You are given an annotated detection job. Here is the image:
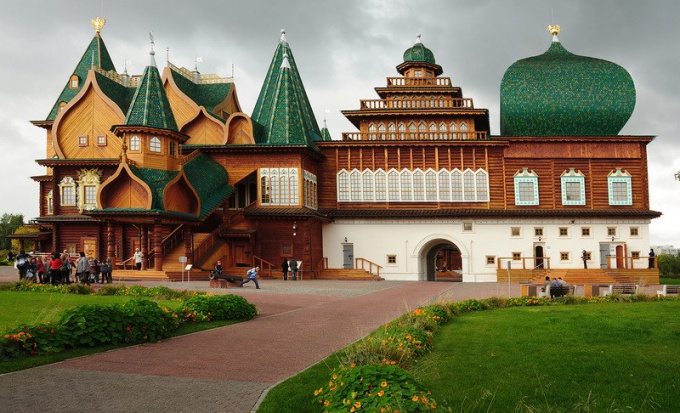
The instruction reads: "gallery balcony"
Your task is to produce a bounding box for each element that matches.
[341,131,488,141]
[358,97,474,110]
[385,77,452,87]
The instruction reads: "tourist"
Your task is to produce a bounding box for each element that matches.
[558,277,568,286]
[648,248,655,269]
[75,252,90,284]
[241,266,260,289]
[289,257,298,281]
[281,258,289,280]
[25,257,37,281]
[100,258,112,283]
[214,260,224,275]
[15,250,29,280]
[582,250,588,269]
[134,248,143,270]
[89,257,100,283]
[36,256,46,283]
[541,276,551,293]
[48,253,63,285]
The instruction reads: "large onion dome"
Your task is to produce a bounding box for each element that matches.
[500,26,635,136]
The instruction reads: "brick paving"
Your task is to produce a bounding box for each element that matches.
[0,266,655,412]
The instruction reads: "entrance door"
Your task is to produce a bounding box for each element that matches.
[82,238,97,259]
[342,244,354,269]
[600,244,610,268]
[234,244,248,266]
[616,245,625,269]
[535,245,544,269]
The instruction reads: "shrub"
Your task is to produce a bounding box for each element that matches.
[314,363,437,412]
[0,323,63,359]
[343,323,433,369]
[181,294,258,321]
[98,284,197,300]
[0,281,93,295]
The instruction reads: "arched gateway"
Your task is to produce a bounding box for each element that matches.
[416,236,466,281]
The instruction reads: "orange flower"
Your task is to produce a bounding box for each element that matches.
[377,390,385,397]
[412,395,419,402]
[355,401,361,408]
[381,381,388,387]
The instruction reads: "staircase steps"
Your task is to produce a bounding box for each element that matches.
[317,268,381,280]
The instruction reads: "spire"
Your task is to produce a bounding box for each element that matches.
[46,18,117,120]
[124,39,178,131]
[321,116,332,141]
[415,33,422,44]
[149,32,156,67]
[251,30,322,145]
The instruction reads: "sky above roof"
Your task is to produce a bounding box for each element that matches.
[0,0,678,245]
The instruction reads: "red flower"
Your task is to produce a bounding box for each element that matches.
[126,327,131,331]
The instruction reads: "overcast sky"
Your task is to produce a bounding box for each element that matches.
[0,0,678,245]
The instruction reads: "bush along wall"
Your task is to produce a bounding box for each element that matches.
[313,294,680,413]
[0,294,257,360]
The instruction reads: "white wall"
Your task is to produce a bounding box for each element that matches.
[322,218,652,281]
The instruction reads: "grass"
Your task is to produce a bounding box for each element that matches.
[660,277,680,285]
[0,291,235,374]
[0,291,180,331]
[258,301,680,412]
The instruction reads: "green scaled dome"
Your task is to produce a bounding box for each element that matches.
[500,37,636,136]
[403,34,436,64]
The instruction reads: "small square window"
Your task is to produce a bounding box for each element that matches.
[486,256,495,265]
[97,135,107,146]
[512,252,521,261]
[534,227,543,237]
[387,255,397,264]
[281,244,292,256]
[511,227,521,237]
[463,222,473,232]
[581,227,590,237]
[607,227,617,237]
[630,227,639,236]
[631,251,640,259]
[559,227,568,236]
[560,252,570,261]
[78,135,88,146]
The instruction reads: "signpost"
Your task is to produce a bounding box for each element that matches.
[179,256,187,283]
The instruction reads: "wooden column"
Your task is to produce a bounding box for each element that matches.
[106,221,115,261]
[154,223,163,271]
[184,226,192,265]
[141,225,148,270]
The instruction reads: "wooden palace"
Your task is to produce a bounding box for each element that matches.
[22,19,660,282]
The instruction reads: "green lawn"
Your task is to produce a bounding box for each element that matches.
[0,291,180,331]
[258,301,680,412]
[660,277,680,285]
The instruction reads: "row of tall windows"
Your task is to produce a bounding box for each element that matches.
[337,168,489,202]
[367,121,469,140]
[514,168,633,206]
[303,170,318,210]
[54,169,103,213]
[260,168,299,206]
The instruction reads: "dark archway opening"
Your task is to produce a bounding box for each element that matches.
[425,243,462,281]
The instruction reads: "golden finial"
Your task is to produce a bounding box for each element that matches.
[91,17,106,33]
[547,24,561,36]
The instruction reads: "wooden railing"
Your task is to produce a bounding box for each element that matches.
[162,225,185,256]
[193,232,218,266]
[604,255,658,270]
[359,97,473,110]
[252,255,274,277]
[355,257,382,278]
[342,131,487,141]
[497,257,552,271]
[386,77,452,87]
[179,149,201,165]
[316,257,329,276]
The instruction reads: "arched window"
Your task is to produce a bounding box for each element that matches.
[460,122,468,140]
[289,168,298,206]
[425,170,437,200]
[280,169,289,205]
[149,137,161,153]
[362,170,374,201]
[388,170,400,201]
[418,122,426,139]
[69,75,79,89]
[46,190,53,215]
[270,168,279,204]
[378,123,386,140]
[375,170,387,201]
[451,169,463,201]
[429,123,437,140]
[58,101,67,112]
[476,170,489,201]
[463,169,475,201]
[439,122,447,140]
[368,123,376,140]
[450,123,458,139]
[413,170,425,200]
[398,123,406,140]
[350,170,362,201]
[400,170,412,201]
[388,123,396,140]
[129,135,141,151]
[337,170,350,201]
[260,170,271,204]
[438,170,450,200]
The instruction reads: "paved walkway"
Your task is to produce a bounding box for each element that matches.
[0,267,526,412]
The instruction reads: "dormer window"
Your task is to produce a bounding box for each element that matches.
[129,135,141,152]
[58,101,67,111]
[150,137,162,153]
[414,69,422,77]
[69,75,79,89]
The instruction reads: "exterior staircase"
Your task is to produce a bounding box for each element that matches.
[316,268,382,280]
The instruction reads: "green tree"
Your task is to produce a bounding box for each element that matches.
[0,213,24,251]
[658,253,680,278]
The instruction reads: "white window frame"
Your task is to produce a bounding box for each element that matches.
[561,169,586,205]
[514,168,539,206]
[608,169,632,205]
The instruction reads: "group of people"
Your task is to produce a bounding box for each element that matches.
[281,258,298,281]
[541,276,569,297]
[13,249,112,285]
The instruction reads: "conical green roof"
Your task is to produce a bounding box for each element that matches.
[321,118,332,141]
[500,38,636,136]
[125,52,178,131]
[251,31,322,145]
[47,33,117,120]
[403,35,436,64]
